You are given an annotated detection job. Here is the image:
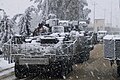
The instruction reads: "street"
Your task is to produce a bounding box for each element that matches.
[67,44,117,80]
[0,0,120,80]
[1,44,120,80]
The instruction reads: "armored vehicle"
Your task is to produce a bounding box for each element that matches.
[1,26,84,79]
[3,34,76,79]
[51,25,94,63]
[103,35,120,76]
[2,21,94,79]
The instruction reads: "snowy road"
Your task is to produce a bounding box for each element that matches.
[1,44,120,80]
[0,67,15,80]
[66,44,118,80]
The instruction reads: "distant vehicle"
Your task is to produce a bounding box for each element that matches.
[46,19,59,27]
[71,21,79,26]
[50,26,69,38]
[103,35,120,76]
[46,14,58,27]
[59,20,71,32]
[79,21,88,31]
[52,26,64,33]
[79,21,87,26]
[59,20,70,27]
[97,30,107,42]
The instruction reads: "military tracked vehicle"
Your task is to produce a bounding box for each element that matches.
[2,19,94,79]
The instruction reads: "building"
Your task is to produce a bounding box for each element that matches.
[94,19,105,31]
[87,21,120,34]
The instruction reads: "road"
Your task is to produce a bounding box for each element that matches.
[1,44,119,80]
[67,44,117,80]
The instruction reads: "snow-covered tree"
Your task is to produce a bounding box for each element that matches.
[11,14,23,23]
[10,14,23,34]
[0,6,37,45]
[0,9,14,44]
[18,6,37,36]
[31,0,90,21]
[30,0,50,21]
[83,8,91,20]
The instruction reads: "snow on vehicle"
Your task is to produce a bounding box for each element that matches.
[50,26,69,38]
[103,35,120,76]
[2,29,83,79]
[79,21,88,31]
[46,18,59,32]
[58,20,71,32]
[78,31,95,63]
[51,26,94,63]
[2,24,94,79]
[97,30,107,43]
[46,19,59,27]
[59,20,70,27]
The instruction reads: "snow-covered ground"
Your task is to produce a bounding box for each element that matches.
[0,58,14,80]
[0,58,14,72]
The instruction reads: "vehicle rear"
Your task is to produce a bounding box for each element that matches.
[103,35,120,76]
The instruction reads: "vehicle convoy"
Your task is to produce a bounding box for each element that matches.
[2,19,94,79]
[103,35,120,76]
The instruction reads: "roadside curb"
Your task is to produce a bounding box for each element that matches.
[0,66,14,73]
[0,71,14,80]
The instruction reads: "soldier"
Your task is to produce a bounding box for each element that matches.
[43,24,49,33]
[33,23,49,36]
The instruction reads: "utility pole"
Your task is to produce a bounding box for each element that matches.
[110,0,112,28]
[119,0,120,32]
[110,0,113,34]
[103,9,106,31]
[93,2,97,33]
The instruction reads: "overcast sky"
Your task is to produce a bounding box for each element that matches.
[0,0,32,17]
[0,0,119,26]
[87,0,120,26]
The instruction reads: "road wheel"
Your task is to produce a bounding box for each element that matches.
[68,64,73,73]
[61,66,68,79]
[15,63,28,79]
[59,61,68,79]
